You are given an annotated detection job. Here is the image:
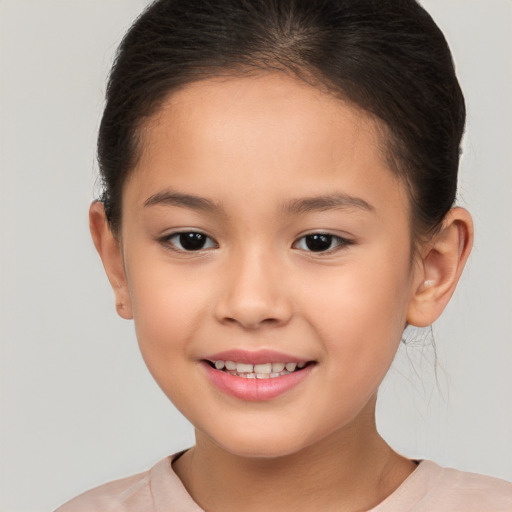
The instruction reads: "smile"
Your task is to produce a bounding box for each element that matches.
[207,360,308,379]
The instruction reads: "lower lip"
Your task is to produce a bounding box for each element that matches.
[201,361,314,401]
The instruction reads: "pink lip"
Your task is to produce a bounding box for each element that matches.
[204,349,310,365]
[200,359,315,402]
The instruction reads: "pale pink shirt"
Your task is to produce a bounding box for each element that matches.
[56,453,512,511]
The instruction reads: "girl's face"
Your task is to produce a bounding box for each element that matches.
[117,73,422,457]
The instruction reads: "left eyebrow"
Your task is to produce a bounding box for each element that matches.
[283,194,375,215]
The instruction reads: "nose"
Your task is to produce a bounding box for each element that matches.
[214,249,293,329]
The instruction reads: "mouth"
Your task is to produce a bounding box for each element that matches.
[201,352,316,401]
[204,359,314,379]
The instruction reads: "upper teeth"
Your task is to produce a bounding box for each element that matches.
[214,360,306,373]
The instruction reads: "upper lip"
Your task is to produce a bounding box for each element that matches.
[203,349,312,365]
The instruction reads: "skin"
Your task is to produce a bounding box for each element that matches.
[91,72,473,511]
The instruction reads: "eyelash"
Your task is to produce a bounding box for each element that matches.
[162,231,218,252]
[160,231,353,254]
[292,233,354,254]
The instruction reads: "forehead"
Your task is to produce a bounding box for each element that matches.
[142,72,385,163]
[127,72,405,216]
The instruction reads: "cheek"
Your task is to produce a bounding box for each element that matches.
[304,254,411,329]
[303,253,412,376]
[126,262,209,365]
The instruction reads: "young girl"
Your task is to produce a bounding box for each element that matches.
[57,0,512,510]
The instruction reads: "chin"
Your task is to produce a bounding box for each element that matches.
[205,423,317,460]
[220,440,303,459]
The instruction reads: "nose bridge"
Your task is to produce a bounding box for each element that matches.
[215,242,292,329]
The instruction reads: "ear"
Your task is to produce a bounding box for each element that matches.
[89,201,133,319]
[407,207,473,327]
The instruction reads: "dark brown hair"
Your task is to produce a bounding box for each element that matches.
[98,0,465,237]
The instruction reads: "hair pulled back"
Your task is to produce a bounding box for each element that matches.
[98,0,465,237]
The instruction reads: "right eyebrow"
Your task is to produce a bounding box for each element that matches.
[143,190,220,212]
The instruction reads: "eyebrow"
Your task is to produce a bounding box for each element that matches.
[144,190,220,212]
[284,194,374,215]
[143,190,374,215]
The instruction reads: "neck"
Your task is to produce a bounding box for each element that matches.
[173,396,415,512]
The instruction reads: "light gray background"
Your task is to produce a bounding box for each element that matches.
[0,1,511,510]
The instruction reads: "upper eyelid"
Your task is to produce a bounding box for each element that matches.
[294,231,353,243]
[161,229,213,239]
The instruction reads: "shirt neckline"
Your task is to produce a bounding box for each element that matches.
[151,453,442,512]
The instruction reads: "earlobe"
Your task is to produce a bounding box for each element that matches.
[407,207,473,327]
[89,201,133,320]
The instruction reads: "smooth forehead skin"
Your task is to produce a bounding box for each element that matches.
[124,72,408,230]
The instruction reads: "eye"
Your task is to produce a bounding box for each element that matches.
[164,231,217,252]
[293,233,352,253]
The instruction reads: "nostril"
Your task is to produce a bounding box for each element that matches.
[222,315,282,329]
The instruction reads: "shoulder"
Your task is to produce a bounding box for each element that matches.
[55,453,200,512]
[54,455,188,512]
[55,469,153,512]
[426,462,512,510]
[372,460,512,512]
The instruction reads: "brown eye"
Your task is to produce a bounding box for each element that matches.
[294,233,352,253]
[166,232,216,251]
[305,234,333,252]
